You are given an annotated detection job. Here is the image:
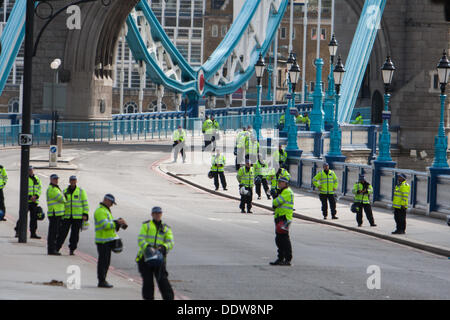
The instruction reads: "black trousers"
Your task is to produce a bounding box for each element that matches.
[239,188,253,212]
[15,202,39,234]
[356,203,375,225]
[213,171,227,189]
[56,218,83,251]
[0,189,5,214]
[172,141,185,161]
[47,215,62,253]
[96,241,114,283]
[255,177,269,198]
[138,260,174,300]
[275,233,292,262]
[319,194,337,217]
[394,208,407,232]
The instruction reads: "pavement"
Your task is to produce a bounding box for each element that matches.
[0,212,142,300]
[159,149,450,258]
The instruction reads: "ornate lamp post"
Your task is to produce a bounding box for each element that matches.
[280,52,296,137]
[286,58,302,158]
[432,50,450,168]
[254,53,265,141]
[325,55,346,165]
[377,56,395,162]
[324,34,338,130]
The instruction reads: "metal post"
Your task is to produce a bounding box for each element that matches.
[301,0,308,104]
[254,82,262,141]
[286,83,302,157]
[432,93,449,167]
[324,54,335,130]
[310,58,324,132]
[377,93,392,162]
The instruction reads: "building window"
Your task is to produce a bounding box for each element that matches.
[8,97,20,113]
[148,101,168,112]
[310,81,315,92]
[221,25,227,37]
[311,27,326,40]
[429,71,441,93]
[212,24,218,37]
[280,27,286,39]
[123,101,138,114]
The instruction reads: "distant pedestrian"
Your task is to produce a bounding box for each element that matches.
[313,163,339,220]
[352,174,376,227]
[46,174,66,255]
[94,194,128,288]
[56,176,89,255]
[392,174,410,235]
[136,206,174,300]
[237,159,255,213]
[270,176,294,266]
[172,125,186,163]
[0,164,7,221]
[211,149,227,191]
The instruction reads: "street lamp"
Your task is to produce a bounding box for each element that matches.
[50,58,61,146]
[432,50,450,168]
[280,52,296,137]
[254,53,265,141]
[285,58,302,157]
[377,56,395,162]
[325,55,346,164]
[324,34,338,130]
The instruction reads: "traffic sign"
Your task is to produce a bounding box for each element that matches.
[50,146,57,154]
[18,134,33,146]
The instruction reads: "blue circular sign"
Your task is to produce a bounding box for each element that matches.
[50,146,57,153]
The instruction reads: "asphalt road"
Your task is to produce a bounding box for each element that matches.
[2,144,450,299]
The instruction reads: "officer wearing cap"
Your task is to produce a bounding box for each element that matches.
[56,176,89,255]
[392,174,410,234]
[352,174,376,227]
[313,162,339,219]
[136,206,174,300]
[270,176,294,266]
[94,194,127,288]
[46,174,66,255]
[237,159,255,213]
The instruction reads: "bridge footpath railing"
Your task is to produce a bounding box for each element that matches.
[288,158,449,215]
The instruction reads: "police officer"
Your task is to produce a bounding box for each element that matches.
[245,134,259,164]
[172,125,187,163]
[136,206,174,300]
[270,176,294,266]
[313,163,338,220]
[94,194,127,288]
[301,113,310,130]
[273,145,287,169]
[211,149,227,191]
[202,116,214,151]
[267,166,291,199]
[254,155,270,200]
[56,176,89,255]
[15,166,43,237]
[392,174,410,234]
[352,174,376,227]
[237,159,255,213]
[210,115,220,152]
[0,164,7,221]
[235,127,248,170]
[46,174,66,255]
[352,112,363,124]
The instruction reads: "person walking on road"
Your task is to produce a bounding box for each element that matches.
[56,176,89,255]
[392,174,410,235]
[136,206,175,300]
[313,163,339,220]
[270,176,294,266]
[254,155,271,200]
[211,149,227,191]
[46,174,66,255]
[94,194,127,288]
[172,125,187,163]
[352,174,376,227]
[237,159,255,213]
[0,164,7,221]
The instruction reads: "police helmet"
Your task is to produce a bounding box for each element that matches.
[36,206,45,221]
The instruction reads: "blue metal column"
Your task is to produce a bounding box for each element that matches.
[325,92,346,166]
[310,58,324,132]
[254,84,263,141]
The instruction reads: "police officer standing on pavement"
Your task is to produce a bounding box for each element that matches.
[270,176,294,266]
[352,174,376,227]
[56,176,89,255]
[268,164,291,199]
[172,125,187,163]
[237,159,255,213]
[273,145,287,169]
[202,116,214,151]
[392,174,410,234]
[0,164,7,221]
[211,149,227,191]
[313,163,339,220]
[46,174,66,255]
[94,194,127,288]
[136,206,175,300]
[254,154,271,200]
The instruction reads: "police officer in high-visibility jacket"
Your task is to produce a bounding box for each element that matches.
[244,134,259,164]
[313,162,339,220]
[352,174,376,227]
[172,125,187,163]
[0,164,7,221]
[56,176,89,255]
[211,149,227,191]
[273,145,288,169]
[202,116,214,151]
[136,206,174,300]
[392,174,410,235]
[46,174,66,255]
[270,176,294,266]
[237,159,255,213]
[267,166,291,199]
[352,112,363,125]
[254,155,271,200]
[235,127,249,170]
[94,194,127,288]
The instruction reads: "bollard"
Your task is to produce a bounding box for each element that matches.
[57,135,63,157]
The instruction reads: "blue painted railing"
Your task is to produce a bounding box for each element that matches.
[288,158,450,215]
